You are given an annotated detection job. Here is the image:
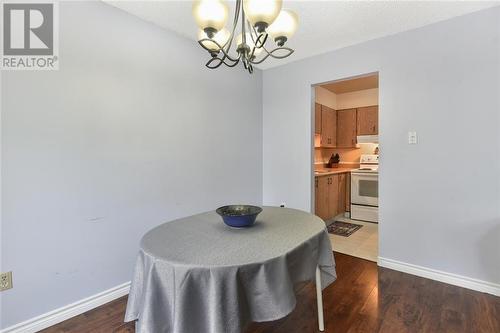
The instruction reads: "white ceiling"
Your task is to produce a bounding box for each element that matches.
[104,0,500,69]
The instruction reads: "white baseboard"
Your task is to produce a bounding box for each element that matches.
[1,281,130,333]
[378,257,500,297]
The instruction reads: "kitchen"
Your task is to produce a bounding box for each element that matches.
[314,74,379,262]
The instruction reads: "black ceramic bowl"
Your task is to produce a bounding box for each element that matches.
[216,205,263,228]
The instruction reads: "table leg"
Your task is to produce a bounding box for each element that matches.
[315,266,325,331]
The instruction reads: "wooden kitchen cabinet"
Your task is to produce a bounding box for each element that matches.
[315,104,378,148]
[321,105,336,147]
[336,172,352,214]
[338,173,347,215]
[328,175,339,218]
[315,176,330,221]
[315,173,349,221]
[357,106,378,135]
[315,103,322,134]
[345,173,351,212]
[336,109,357,147]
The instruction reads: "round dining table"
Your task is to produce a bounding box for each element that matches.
[124,206,336,333]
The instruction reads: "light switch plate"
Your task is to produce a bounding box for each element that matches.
[408,131,418,144]
[0,271,13,291]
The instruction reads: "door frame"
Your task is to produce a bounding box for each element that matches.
[310,71,380,257]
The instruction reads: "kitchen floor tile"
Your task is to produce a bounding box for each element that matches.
[327,215,378,262]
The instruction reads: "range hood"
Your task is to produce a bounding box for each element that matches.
[357,135,379,144]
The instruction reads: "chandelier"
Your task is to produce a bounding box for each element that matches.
[192,0,299,74]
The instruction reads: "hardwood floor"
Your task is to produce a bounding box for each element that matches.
[41,253,500,333]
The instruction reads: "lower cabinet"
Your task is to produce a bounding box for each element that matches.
[315,173,349,221]
[328,175,339,219]
[338,173,347,214]
[345,173,350,212]
[315,176,330,221]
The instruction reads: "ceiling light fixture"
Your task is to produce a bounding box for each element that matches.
[193,0,298,74]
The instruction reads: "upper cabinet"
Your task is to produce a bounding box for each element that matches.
[314,103,378,148]
[336,109,357,148]
[315,103,322,135]
[357,106,379,135]
[321,105,336,147]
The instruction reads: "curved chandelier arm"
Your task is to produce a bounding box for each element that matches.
[206,54,241,69]
[241,57,254,74]
[197,39,240,63]
[204,49,241,69]
[199,39,242,69]
[247,23,294,64]
[255,33,268,49]
[247,21,268,49]
[221,0,241,53]
[250,47,294,64]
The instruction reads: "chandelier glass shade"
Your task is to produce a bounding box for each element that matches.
[192,0,229,32]
[242,0,282,30]
[192,0,298,73]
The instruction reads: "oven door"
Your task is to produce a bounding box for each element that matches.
[351,172,378,207]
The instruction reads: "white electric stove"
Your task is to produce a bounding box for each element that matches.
[350,154,379,223]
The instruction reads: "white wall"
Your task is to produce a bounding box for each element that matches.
[1,1,262,329]
[263,7,500,288]
[315,86,379,110]
[336,88,378,109]
[315,86,337,109]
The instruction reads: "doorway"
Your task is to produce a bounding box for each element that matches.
[312,73,379,262]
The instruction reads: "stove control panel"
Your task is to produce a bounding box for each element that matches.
[359,154,379,164]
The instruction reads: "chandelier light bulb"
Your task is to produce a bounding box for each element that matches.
[198,28,230,51]
[267,9,298,46]
[192,0,229,34]
[243,0,283,32]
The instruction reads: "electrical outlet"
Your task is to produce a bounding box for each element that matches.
[408,131,418,144]
[0,271,13,291]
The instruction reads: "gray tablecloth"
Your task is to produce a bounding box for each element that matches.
[124,207,336,333]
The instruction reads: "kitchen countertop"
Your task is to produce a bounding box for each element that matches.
[314,167,357,176]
